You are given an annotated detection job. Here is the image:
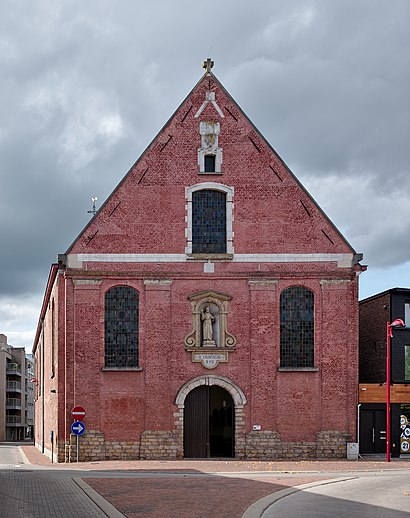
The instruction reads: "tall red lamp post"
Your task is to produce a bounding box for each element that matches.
[386,318,405,462]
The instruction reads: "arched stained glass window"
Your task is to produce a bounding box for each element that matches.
[280,286,314,368]
[105,286,139,368]
[192,189,227,253]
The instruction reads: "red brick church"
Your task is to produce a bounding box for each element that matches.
[33,60,363,462]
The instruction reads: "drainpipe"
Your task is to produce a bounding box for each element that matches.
[357,403,361,458]
[41,320,45,453]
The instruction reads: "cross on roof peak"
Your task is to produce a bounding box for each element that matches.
[203,58,214,73]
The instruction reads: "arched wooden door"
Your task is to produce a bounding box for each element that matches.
[184,385,234,458]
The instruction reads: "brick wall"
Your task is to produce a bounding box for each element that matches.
[68,75,354,259]
[62,428,351,462]
[34,280,59,461]
[34,70,360,462]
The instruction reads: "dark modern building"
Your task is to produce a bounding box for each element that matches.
[359,288,410,457]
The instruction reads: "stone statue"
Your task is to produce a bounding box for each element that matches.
[201,306,215,346]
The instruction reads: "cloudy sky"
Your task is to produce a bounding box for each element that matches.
[1,0,409,350]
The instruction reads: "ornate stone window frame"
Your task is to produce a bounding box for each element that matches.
[198,120,222,174]
[185,182,234,255]
[184,290,236,349]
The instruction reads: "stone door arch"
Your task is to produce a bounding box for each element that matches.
[174,375,247,458]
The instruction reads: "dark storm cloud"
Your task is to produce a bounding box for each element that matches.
[225,2,409,184]
[0,0,408,346]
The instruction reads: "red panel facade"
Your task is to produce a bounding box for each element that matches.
[34,65,361,461]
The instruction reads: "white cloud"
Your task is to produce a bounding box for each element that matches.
[300,174,410,268]
[0,294,42,350]
[60,96,124,169]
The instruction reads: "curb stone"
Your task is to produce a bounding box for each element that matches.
[73,478,126,517]
[242,477,358,518]
[18,445,32,466]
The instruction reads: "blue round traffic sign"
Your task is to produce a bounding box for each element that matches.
[71,421,86,436]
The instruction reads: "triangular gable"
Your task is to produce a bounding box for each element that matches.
[65,65,357,257]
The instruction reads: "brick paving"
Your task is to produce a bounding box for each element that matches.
[0,471,107,517]
[18,445,410,518]
[85,475,330,518]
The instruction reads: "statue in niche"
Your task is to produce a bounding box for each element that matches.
[201,306,215,346]
[184,291,236,350]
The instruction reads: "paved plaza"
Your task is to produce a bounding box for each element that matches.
[1,442,410,517]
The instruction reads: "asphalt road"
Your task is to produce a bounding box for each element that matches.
[0,441,25,466]
[263,472,410,518]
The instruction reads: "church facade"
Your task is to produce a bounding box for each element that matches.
[33,61,363,462]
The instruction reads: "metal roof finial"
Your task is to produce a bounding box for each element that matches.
[203,58,214,73]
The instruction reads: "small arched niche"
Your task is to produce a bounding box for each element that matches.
[184,290,236,349]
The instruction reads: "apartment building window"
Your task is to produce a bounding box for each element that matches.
[405,345,410,381]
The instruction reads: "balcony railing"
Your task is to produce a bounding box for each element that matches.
[6,364,21,375]
[6,415,22,424]
[6,398,22,408]
[6,381,21,391]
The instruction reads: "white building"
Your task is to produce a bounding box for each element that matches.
[0,334,34,441]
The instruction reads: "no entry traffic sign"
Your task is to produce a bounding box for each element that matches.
[71,406,86,421]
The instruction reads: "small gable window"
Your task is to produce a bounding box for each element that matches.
[105,286,139,368]
[198,121,222,174]
[280,286,314,368]
[204,155,216,173]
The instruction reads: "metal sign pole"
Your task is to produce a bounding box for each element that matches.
[70,408,86,464]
